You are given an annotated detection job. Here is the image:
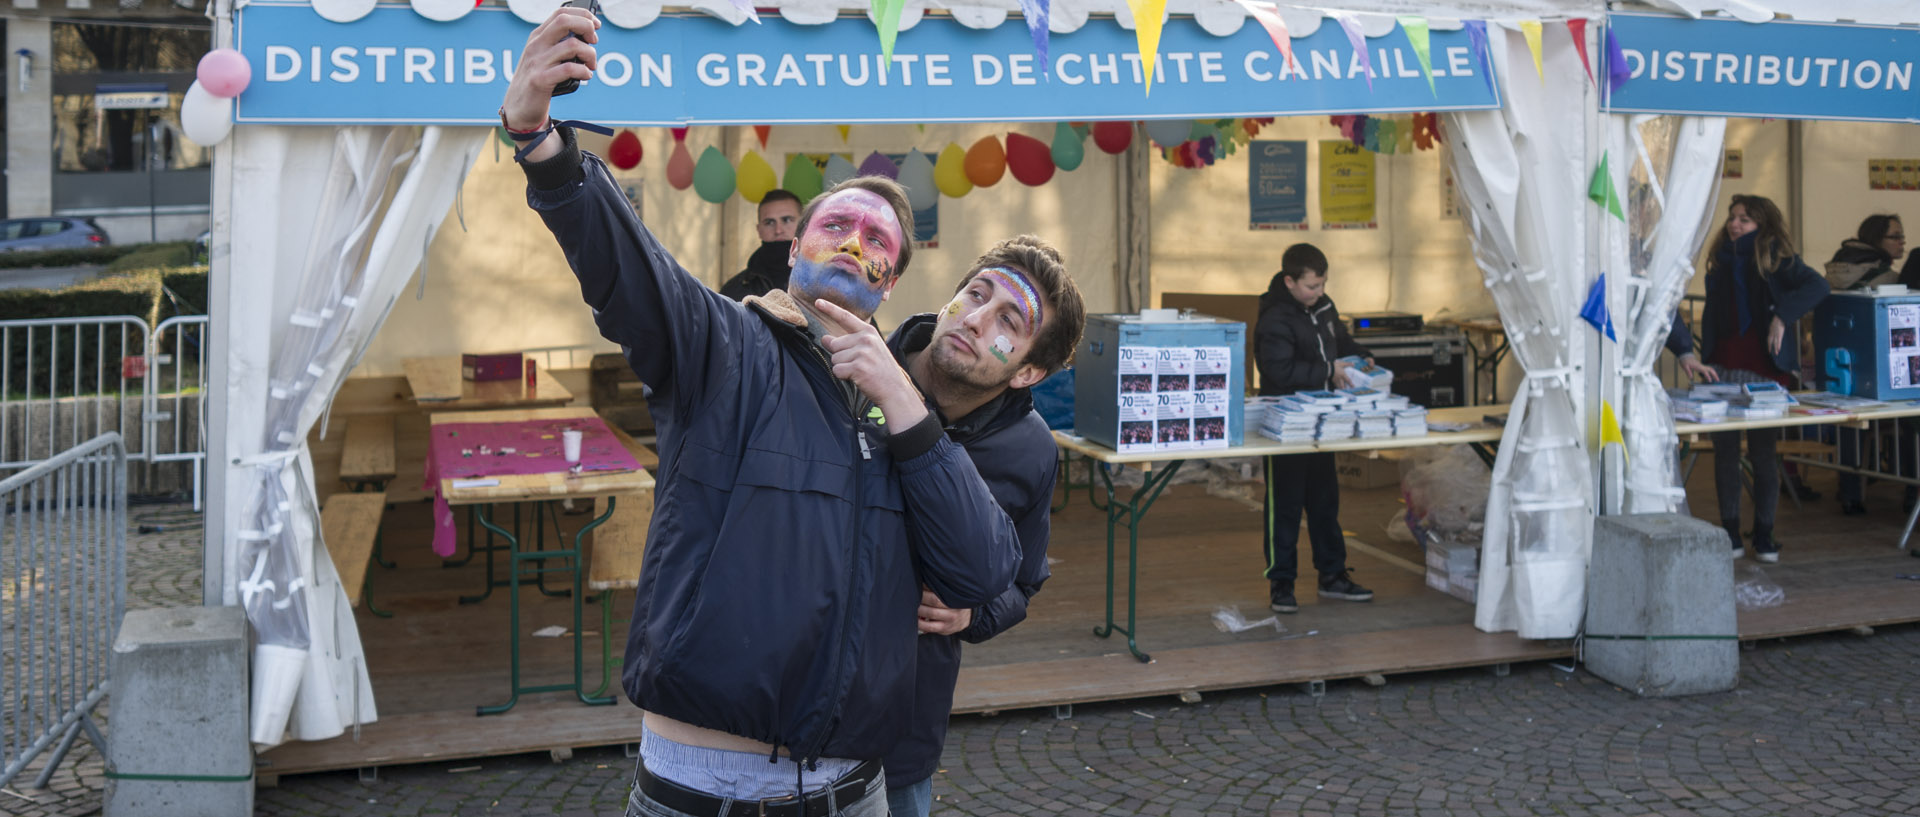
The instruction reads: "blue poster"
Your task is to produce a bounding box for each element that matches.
[234,2,1500,126]
[1609,14,1920,123]
[1248,140,1307,230]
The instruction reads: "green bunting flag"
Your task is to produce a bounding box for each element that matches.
[1588,152,1625,221]
[1397,16,1436,95]
[872,0,906,78]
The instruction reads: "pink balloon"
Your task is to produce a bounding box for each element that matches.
[197,49,252,98]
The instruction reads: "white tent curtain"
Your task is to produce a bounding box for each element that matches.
[1443,22,1597,639]
[1606,115,1727,514]
[222,124,487,747]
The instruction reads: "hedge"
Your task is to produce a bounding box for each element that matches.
[0,273,161,397]
[0,245,143,270]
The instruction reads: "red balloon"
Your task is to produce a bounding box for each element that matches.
[608,130,643,170]
[1092,121,1133,154]
[1004,133,1054,186]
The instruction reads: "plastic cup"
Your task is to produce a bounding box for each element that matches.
[562,429,583,463]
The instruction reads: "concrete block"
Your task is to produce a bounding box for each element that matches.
[1584,514,1738,697]
[107,606,253,817]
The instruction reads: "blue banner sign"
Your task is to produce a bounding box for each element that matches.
[234,2,1499,126]
[1609,14,1920,123]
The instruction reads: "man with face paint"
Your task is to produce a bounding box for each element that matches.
[500,11,1022,817]
[878,236,1086,817]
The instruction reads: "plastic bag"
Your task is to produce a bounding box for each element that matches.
[1400,445,1491,542]
[1212,605,1286,634]
[1733,564,1786,610]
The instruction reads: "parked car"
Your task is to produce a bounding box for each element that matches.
[0,217,110,252]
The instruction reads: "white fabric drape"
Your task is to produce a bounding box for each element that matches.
[1606,115,1726,514]
[1443,24,1596,639]
[223,125,487,747]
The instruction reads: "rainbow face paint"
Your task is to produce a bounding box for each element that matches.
[790,189,904,316]
[976,266,1042,329]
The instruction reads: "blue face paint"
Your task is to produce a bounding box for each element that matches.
[791,257,886,316]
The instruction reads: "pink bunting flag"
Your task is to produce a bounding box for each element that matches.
[1234,0,1301,79]
[1328,12,1372,92]
[1568,19,1595,86]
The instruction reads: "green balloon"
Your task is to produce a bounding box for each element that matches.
[1051,122,1085,172]
[783,153,825,203]
[496,126,516,148]
[693,146,736,204]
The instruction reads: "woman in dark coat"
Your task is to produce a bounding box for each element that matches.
[1667,194,1830,563]
[1827,215,1920,514]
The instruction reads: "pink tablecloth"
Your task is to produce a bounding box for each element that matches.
[422,416,643,557]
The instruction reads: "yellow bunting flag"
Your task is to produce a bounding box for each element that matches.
[1600,400,1627,462]
[1127,0,1168,95]
[1520,20,1544,79]
[1397,16,1436,95]
[837,124,852,143]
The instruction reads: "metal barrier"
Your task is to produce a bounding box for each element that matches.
[0,316,211,507]
[0,432,128,790]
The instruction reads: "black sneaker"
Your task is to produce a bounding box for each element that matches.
[1318,571,1374,602]
[1269,584,1299,614]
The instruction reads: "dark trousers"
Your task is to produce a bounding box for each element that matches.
[1711,428,1777,527]
[1261,452,1347,588]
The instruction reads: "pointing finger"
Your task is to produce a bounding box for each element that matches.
[813,298,875,337]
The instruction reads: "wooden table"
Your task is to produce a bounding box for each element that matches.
[405,355,574,410]
[429,407,654,715]
[1052,404,1506,662]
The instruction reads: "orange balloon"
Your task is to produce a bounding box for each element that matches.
[963,136,1007,188]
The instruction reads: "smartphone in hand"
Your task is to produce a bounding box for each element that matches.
[552,0,602,97]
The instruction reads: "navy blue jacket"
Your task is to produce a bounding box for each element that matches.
[520,132,1021,764]
[880,314,1058,791]
[1667,237,1829,380]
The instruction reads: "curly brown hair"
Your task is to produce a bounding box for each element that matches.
[953,235,1085,374]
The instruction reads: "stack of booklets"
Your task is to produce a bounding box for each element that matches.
[1259,403,1321,443]
[1393,407,1430,436]
[1376,393,1412,410]
[1336,356,1396,391]
[1336,387,1386,406]
[1666,388,1729,423]
[1318,410,1359,441]
[1357,407,1396,438]
[1728,382,1792,419]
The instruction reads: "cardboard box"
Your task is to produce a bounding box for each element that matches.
[462,352,523,382]
[1335,452,1399,489]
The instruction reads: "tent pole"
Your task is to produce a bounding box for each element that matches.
[1786,120,1804,256]
[1116,125,1150,313]
[203,0,235,607]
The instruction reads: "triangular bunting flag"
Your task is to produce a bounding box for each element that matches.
[1605,25,1632,97]
[1463,20,1495,97]
[1567,19,1595,86]
[1579,273,1617,342]
[1600,400,1627,461]
[728,0,761,23]
[753,125,771,149]
[1329,12,1372,92]
[1236,0,1302,79]
[1018,0,1053,77]
[837,124,851,142]
[1587,152,1625,221]
[1128,0,1169,94]
[871,0,906,78]
[1397,16,1436,95]
[1519,20,1544,80]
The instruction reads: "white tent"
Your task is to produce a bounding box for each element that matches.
[223,0,1920,746]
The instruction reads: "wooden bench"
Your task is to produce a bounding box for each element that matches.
[339,415,398,493]
[322,491,392,618]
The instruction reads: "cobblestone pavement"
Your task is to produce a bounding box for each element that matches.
[10,504,1920,817]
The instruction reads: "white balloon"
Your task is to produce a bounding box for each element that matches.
[898,150,938,212]
[822,154,858,188]
[410,0,474,22]
[1143,119,1191,148]
[180,81,234,147]
[311,0,377,23]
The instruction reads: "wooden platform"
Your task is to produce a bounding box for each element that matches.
[258,457,1920,777]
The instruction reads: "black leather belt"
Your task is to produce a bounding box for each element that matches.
[633,758,882,817]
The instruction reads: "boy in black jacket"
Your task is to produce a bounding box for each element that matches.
[1254,244,1374,613]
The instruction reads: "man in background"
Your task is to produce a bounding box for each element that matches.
[719,189,802,300]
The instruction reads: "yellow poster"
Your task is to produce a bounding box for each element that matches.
[1319,140,1377,229]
